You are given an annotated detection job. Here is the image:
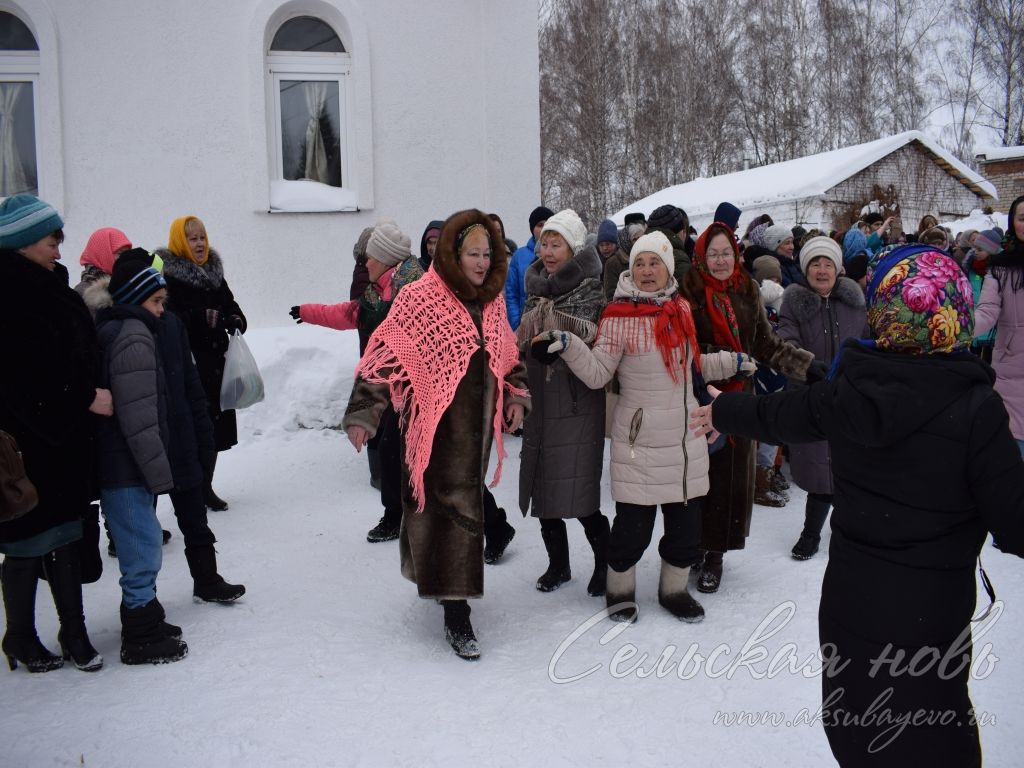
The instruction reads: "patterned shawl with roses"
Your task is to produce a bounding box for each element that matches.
[864,245,974,355]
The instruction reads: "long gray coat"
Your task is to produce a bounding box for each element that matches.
[777,277,867,495]
[517,244,606,519]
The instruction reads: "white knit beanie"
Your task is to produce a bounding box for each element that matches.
[799,236,843,274]
[629,231,674,275]
[763,224,793,253]
[366,220,411,267]
[539,209,587,255]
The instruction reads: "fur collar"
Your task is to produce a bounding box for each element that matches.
[781,277,865,322]
[432,209,508,303]
[524,243,602,298]
[157,247,225,290]
[83,275,113,313]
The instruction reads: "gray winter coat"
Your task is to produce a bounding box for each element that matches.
[517,244,606,518]
[777,277,867,494]
[95,305,174,494]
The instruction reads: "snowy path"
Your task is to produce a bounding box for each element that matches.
[2,326,1021,767]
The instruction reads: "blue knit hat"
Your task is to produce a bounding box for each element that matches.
[0,193,64,250]
[109,257,167,306]
[597,218,618,245]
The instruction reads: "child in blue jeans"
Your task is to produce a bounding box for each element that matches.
[94,257,188,665]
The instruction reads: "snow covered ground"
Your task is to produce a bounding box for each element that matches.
[3,325,1022,767]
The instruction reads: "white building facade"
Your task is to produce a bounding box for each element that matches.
[1,0,541,324]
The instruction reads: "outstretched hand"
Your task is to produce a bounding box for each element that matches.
[347,425,369,452]
[289,306,303,324]
[688,385,721,443]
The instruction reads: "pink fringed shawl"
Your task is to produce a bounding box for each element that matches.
[356,269,527,512]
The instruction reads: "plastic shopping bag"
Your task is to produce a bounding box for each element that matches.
[220,330,265,410]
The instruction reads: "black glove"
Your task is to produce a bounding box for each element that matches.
[805,360,830,384]
[222,314,244,333]
[289,306,303,324]
[530,339,560,365]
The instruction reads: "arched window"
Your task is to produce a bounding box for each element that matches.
[0,10,38,197]
[266,15,355,211]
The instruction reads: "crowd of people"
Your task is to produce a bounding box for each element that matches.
[1,196,247,671]
[4,187,1024,766]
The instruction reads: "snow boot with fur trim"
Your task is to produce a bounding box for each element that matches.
[657,561,705,623]
[441,600,480,661]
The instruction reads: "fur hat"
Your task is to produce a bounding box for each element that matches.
[629,231,674,274]
[366,220,411,267]
[751,254,782,284]
[0,193,63,250]
[763,224,793,253]
[597,218,618,245]
[540,209,587,255]
[529,206,554,231]
[109,255,166,305]
[844,253,868,281]
[714,202,741,231]
[623,212,646,227]
[973,229,1003,256]
[648,204,686,234]
[800,236,843,274]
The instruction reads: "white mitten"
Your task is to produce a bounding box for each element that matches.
[701,350,758,381]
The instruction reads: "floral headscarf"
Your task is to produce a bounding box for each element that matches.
[864,244,973,355]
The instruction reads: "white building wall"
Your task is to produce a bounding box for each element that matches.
[30,0,540,325]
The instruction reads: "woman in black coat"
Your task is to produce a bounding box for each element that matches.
[156,216,247,511]
[691,244,1024,767]
[0,194,109,673]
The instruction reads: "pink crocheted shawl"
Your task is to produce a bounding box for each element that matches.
[356,268,526,512]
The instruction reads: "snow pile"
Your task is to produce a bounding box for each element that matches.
[2,324,1022,767]
[942,209,1006,235]
[269,179,358,212]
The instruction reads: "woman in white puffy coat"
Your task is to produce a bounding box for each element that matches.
[534,231,755,623]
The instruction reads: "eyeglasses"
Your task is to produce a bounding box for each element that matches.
[706,251,734,261]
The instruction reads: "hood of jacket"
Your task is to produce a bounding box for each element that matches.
[829,342,993,448]
[432,209,508,303]
[418,219,444,268]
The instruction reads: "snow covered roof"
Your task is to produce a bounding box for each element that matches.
[613,131,997,225]
[976,145,1024,162]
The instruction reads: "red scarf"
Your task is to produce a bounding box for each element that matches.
[598,296,699,382]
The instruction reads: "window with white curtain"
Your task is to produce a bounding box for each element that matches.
[0,11,38,198]
[267,16,354,212]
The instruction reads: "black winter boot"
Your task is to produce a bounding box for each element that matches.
[1,557,63,673]
[441,600,480,660]
[203,455,229,511]
[536,520,571,592]
[580,512,610,597]
[120,599,188,665]
[184,546,246,603]
[366,510,401,543]
[42,545,102,671]
[792,493,831,560]
[696,551,724,594]
[605,565,638,623]
[483,494,515,564]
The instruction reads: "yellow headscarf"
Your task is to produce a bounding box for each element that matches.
[168,215,209,266]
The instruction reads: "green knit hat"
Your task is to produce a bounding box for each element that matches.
[0,193,64,250]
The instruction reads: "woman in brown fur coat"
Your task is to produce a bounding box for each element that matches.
[680,222,819,593]
[343,210,529,660]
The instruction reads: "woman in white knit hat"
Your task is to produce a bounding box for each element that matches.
[531,230,756,623]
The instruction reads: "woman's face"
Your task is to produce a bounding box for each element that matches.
[705,233,735,281]
[458,228,491,287]
[367,258,389,283]
[539,231,572,274]
[631,252,669,292]
[186,222,207,262]
[1014,206,1024,241]
[141,288,167,318]
[776,237,795,259]
[807,256,837,296]
[19,233,62,271]
[922,215,938,231]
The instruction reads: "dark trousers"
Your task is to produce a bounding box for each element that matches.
[168,485,217,549]
[609,499,702,571]
[802,492,833,541]
[378,406,403,528]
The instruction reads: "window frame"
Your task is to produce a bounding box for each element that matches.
[0,44,39,199]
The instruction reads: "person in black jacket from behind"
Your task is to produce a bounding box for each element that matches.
[86,249,245,606]
[690,245,1024,767]
[157,216,247,511]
